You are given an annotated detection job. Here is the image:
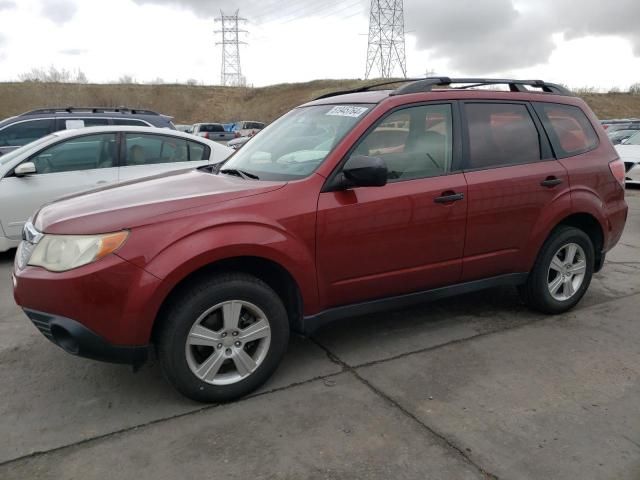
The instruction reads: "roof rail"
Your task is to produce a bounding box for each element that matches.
[21,107,161,116]
[391,77,573,96]
[314,78,424,100]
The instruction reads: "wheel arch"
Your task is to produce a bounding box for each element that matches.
[525,211,605,273]
[555,212,605,270]
[151,255,306,344]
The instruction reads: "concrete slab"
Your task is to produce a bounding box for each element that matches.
[0,331,341,464]
[0,373,484,480]
[358,294,640,480]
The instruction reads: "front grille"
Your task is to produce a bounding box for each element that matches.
[26,311,53,340]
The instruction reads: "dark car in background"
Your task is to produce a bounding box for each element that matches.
[0,107,175,155]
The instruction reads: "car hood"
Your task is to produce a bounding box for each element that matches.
[34,168,285,235]
[615,144,640,160]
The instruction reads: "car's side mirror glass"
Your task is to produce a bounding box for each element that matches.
[328,155,388,191]
[14,162,37,177]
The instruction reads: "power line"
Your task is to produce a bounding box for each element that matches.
[365,0,407,79]
[215,10,247,86]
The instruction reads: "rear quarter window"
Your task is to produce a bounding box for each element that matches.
[534,103,599,158]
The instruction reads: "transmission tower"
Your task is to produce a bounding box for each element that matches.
[364,0,407,79]
[215,10,247,86]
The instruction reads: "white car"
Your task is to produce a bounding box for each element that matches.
[615,131,640,186]
[0,126,233,252]
[233,120,265,137]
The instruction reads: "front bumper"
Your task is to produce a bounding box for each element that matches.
[13,244,164,348]
[24,309,148,365]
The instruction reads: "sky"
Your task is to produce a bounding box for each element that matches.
[0,0,639,90]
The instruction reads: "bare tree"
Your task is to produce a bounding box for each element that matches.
[18,65,88,83]
[630,83,640,95]
[118,75,135,84]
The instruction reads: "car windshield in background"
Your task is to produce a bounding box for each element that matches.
[0,134,55,165]
[221,104,373,181]
[625,132,640,145]
[199,124,225,133]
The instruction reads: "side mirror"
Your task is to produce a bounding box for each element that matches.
[15,162,36,177]
[341,155,388,188]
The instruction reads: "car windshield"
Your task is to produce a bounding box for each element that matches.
[0,134,55,165]
[624,131,640,145]
[220,104,373,181]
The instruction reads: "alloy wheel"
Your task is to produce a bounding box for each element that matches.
[185,300,271,385]
[547,242,587,301]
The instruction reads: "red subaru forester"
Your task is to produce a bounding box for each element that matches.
[13,78,628,402]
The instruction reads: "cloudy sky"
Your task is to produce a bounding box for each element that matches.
[0,0,639,89]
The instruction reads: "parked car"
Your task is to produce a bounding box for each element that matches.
[0,126,232,252]
[615,131,640,185]
[175,124,193,133]
[13,77,627,403]
[232,120,265,137]
[191,123,235,142]
[604,122,640,133]
[227,135,251,150]
[601,118,640,130]
[608,128,640,145]
[0,107,175,156]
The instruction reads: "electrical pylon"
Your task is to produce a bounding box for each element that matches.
[215,10,247,86]
[364,0,407,79]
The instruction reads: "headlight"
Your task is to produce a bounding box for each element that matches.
[28,231,129,272]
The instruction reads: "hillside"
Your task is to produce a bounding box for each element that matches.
[0,80,639,123]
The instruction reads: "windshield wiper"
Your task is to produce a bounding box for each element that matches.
[219,168,260,180]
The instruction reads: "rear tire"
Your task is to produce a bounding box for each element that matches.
[519,226,594,314]
[157,272,289,403]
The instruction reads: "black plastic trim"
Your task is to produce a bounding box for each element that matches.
[390,78,573,96]
[24,309,148,366]
[300,273,529,334]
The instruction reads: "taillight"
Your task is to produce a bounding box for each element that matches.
[234,131,241,138]
[609,158,625,187]
[204,132,209,139]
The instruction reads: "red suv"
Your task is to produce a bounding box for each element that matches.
[12,78,628,402]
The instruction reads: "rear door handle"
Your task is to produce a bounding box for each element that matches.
[434,192,464,204]
[540,177,563,188]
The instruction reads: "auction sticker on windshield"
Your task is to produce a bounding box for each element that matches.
[326,106,369,117]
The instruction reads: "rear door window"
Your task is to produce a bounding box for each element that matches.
[124,133,207,165]
[0,119,56,148]
[533,103,599,158]
[463,103,541,169]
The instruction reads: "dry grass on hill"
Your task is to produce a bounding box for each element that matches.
[0,80,639,123]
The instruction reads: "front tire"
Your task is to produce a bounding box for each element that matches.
[157,273,289,403]
[519,226,594,314]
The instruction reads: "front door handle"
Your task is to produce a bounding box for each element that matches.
[95,180,108,185]
[540,176,563,188]
[434,192,464,204]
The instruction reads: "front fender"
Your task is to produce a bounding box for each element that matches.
[123,222,318,341]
